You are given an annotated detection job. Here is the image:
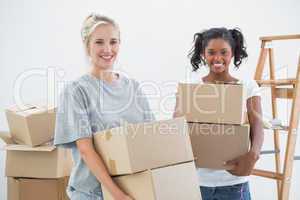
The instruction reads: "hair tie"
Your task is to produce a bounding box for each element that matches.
[81,14,108,43]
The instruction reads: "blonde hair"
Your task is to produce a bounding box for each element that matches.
[81,13,120,50]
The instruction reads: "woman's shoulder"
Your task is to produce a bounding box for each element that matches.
[239,78,261,98]
[61,74,92,97]
[119,74,141,89]
[239,78,259,89]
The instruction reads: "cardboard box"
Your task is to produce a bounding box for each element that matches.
[7,177,69,200]
[93,117,194,175]
[5,104,56,146]
[103,162,202,200]
[0,132,73,178]
[177,83,246,125]
[188,123,250,169]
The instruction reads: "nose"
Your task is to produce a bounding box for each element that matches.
[103,43,112,53]
[213,53,222,62]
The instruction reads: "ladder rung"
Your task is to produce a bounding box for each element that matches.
[295,156,300,160]
[264,125,289,131]
[256,79,297,86]
[275,88,294,99]
[260,34,300,41]
[252,169,284,180]
[261,150,280,155]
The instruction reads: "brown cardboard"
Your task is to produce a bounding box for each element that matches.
[7,177,69,200]
[0,132,73,178]
[177,83,246,125]
[93,117,194,176]
[188,123,250,169]
[5,104,56,146]
[103,162,202,200]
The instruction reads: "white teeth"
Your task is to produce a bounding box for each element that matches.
[100,55,113,60]
[213,63,223,67]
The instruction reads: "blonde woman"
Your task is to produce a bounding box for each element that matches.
[54,13,154,200]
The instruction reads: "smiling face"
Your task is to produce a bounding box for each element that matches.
[87,24,120,71]
[203,38,233,74]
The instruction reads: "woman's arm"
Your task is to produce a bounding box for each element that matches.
[247,96,264,157]
[76,138,133,200]
[226,96,264,176]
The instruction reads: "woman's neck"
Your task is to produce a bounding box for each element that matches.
[202,72,238,83]
[90,67,118,83]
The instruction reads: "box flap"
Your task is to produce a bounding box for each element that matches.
[6,104,36,112]
[5,143,56,152]
[23,106,56,115]
[6,104,56,117]
[0,131,15,145]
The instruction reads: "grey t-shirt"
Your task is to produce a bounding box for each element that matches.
[54,74,155,196]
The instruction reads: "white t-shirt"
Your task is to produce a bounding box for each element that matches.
[187,78,261,187]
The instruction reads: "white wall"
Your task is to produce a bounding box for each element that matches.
[1,0,300,199]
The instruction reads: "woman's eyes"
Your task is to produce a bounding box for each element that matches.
[95,40,118,45]
[207,50,228,56]
[95,41,104,45]
[221,50,228,55]
[110,40,118,45]
[207,51,215,55]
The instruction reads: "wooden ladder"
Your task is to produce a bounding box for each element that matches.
[252,34,300,200]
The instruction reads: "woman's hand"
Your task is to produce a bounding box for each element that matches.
[122,196,134,200]
[113,192,134,200]
[224,150,260,176]
[76,138,134,200]
[225,96,264,177]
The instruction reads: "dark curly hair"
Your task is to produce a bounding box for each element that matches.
[188,27,248,71]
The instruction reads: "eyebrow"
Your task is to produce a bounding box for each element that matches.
[207,48,229,51]
[95,38,119,41]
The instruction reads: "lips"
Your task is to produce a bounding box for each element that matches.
[212,63,224,68]
[99,55,114,62]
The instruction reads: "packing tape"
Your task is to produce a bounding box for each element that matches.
[105,131,112,141]
[109,159,117,174]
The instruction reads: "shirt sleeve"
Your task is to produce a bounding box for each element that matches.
[54,82,92,148]
[245,79,262,99]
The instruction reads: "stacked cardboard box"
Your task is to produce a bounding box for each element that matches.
[177,83,250,169]
[0,104,72,200]
[102,162,200,200]
[93,117,202,199]
[7,177,69,200]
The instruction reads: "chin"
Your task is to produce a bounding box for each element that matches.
[213,70,225,74]
[96,64,114,70]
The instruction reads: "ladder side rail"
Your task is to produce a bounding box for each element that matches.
[280,56,300,200]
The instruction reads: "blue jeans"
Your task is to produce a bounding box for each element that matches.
[200,182,251,200]
[67,186,103,200]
